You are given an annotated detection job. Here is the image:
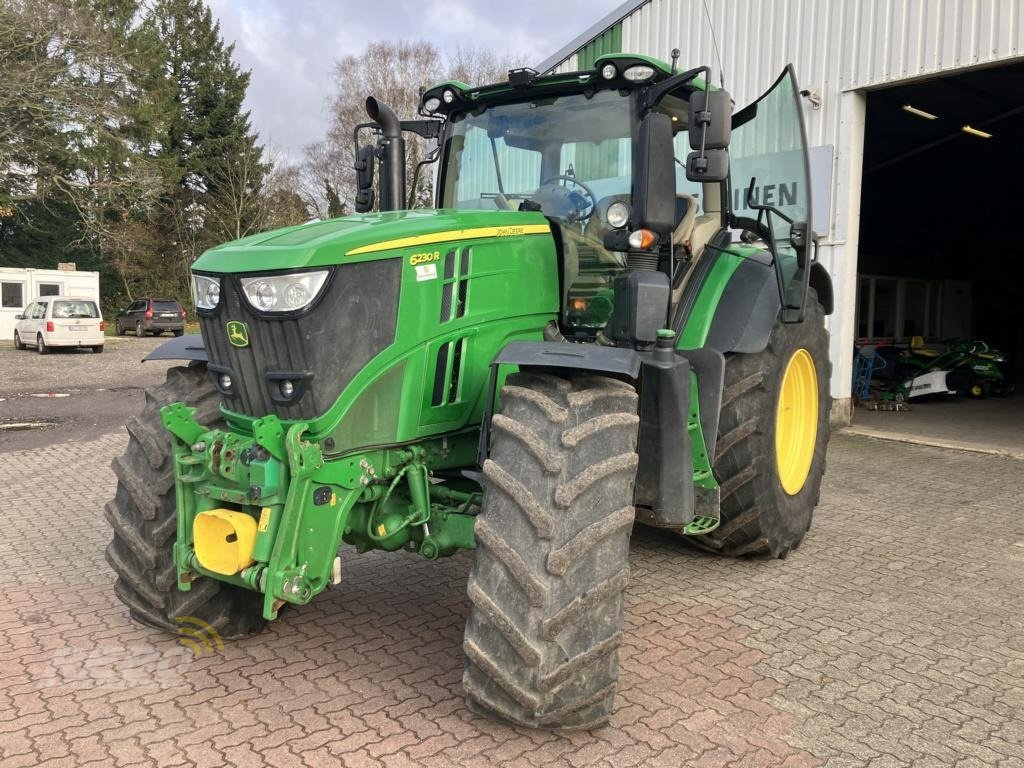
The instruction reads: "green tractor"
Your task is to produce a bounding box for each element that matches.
[106,54,833,729]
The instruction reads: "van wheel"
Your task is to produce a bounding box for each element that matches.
[92,345,104,354]
[36,334,50,355]
[135,321,145,337]
[14,331,25,350]
[173,329,184,337]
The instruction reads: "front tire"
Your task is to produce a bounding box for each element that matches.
[104,365,266,638]
[463,373,639,729]
[14,331,24,350]
[693,292,831,558]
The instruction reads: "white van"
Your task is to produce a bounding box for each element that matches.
[13,296,105,354]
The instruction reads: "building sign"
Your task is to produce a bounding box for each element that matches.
[677,145,833,238]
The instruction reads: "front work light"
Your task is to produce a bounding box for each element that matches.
[600,63,617,80]
[623,64,656,82]
[193,274,221,310]
[424,97,441,112]
[239,270,329,313]
[442,89,456,104]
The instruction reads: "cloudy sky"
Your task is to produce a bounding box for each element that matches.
[205,0,624,161]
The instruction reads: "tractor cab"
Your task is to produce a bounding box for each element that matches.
[356,54,820,345]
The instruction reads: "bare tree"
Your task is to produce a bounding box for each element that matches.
[307,40,523,215]
[299,140,349,219]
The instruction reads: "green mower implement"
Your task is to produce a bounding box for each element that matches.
[106,54,833,729]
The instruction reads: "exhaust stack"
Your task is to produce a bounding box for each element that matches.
[365,97,406,212]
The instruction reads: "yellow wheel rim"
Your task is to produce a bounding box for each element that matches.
[775,348,818,495]
[970,384,983,397]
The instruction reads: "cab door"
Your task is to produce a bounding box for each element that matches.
[730,65,814,322]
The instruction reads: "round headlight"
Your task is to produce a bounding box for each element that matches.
[252,280,277,311]
[623,64,656,82]
[424,96,441,112]
[279,380,295,398]
[600,63,617,80]
[606,201,631,228]
[284,282,310,308]
[219,373,232,391]
[442,89,456,104]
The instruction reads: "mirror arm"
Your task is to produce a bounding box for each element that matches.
[399,119,443,140]
[639,65,710,111]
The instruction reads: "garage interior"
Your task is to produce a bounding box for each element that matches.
[852,59,1024,456]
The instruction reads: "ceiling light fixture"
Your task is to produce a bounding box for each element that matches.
[961,125,992,138]
[901,104,938,120]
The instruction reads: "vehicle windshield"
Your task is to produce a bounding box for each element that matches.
[53,300,99,319]
[441,89,637,336]
[441,89,634,214]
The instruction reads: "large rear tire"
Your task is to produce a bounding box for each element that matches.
[104,365,266,639]
[693,292,831,558]
[463,372,639,729]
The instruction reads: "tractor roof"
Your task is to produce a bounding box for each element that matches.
[421,53,707,117]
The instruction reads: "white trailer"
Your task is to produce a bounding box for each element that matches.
[0,267,101,341]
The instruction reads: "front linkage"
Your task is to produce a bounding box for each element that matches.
[161,403,478,621]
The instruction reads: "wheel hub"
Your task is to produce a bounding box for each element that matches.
[775,348,818,495]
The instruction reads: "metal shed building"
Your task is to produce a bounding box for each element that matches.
[538,0,1024,423]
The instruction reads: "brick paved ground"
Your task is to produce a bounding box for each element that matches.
[1,431,1023,767]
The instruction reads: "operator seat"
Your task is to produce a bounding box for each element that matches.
[672,194,698,248]
[685,189,723,258]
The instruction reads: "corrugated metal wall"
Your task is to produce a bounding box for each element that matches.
[615,0,1024,165]
[578,25,624,68]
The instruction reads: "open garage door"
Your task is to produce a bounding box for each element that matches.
[852,60,1024,457]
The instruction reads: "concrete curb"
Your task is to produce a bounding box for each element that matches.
[841,425,1024,461]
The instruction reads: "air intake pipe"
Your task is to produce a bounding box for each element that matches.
[365,97,406,212]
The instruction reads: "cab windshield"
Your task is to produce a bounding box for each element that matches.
[441,89,637,335]
[440,89,634,214]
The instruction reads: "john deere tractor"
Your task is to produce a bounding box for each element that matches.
[106,54,833,729]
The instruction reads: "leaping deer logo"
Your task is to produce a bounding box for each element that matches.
[226,321,249,347]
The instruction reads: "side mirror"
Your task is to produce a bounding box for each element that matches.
[686,148,729,182]
[634,111,676,234]
[14,314,22,320]
[688,89,731,149]
[686,88,731,183]
[354,145,375,213]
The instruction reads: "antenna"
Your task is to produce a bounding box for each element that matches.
[701,0,726,89]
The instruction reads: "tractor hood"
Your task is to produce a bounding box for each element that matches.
[192,209,554,274]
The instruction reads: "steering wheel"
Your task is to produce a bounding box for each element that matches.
[533,175,598,222]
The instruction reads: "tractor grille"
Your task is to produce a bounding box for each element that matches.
[200,260,401,420]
